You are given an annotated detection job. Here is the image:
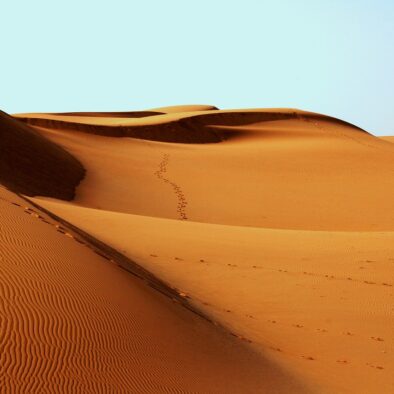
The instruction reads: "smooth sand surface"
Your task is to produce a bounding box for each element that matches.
[3,107,394,393]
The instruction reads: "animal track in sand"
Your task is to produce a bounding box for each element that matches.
[154,153,188,220]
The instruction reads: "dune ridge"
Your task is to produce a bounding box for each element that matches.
[0,110,84,200]
[14,108,367,144]
[52,110,164,118]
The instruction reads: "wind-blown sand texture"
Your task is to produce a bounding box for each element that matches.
[0,186,293,393]
[1,106,393,393]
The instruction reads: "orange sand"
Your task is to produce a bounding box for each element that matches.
[0,186,296,392]
[2,107,394,393]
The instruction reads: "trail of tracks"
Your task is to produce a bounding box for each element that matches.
[154,154,188,220]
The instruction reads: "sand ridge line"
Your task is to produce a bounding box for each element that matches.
[1,185,254,347]
[1,187,255,344]
[296,113,382,151]
[1,188,279,393]
[0,189,258,343]
[154,153,188,220]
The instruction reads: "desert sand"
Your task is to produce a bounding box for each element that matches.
[1,106,393,393]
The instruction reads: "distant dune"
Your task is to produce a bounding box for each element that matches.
[1,105,394,393]
[52,110,163,118]
[14,108,365,144]
[149,104,219,113]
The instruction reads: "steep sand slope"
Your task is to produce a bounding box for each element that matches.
[0,186,300,393]
[0,111,84,200]
[12,108,394,393]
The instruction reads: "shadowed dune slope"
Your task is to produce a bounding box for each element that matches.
[0,111,84,200]
[0,186,303,393]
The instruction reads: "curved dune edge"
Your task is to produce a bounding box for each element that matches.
[14,108,367,144]
[0,185,307,393]
[149,104,219,113]
[51,110,164,118]
[0,110,85,200]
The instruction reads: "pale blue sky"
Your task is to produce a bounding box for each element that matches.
[1,1,393,135]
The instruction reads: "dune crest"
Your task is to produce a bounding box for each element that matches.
[149,104,219,113]
[52,110,163,118]
[14,108,367,144]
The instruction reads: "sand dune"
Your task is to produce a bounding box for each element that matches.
[0,185,301,393]
[2,106,394,393]
[14,108,365,144]
[0,111,84,200]
[23,109,394,231]
[27,200,394,394]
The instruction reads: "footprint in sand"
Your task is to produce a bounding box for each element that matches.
[344,332,354,336]
[371,336,384,342]
[366,363,384,370]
